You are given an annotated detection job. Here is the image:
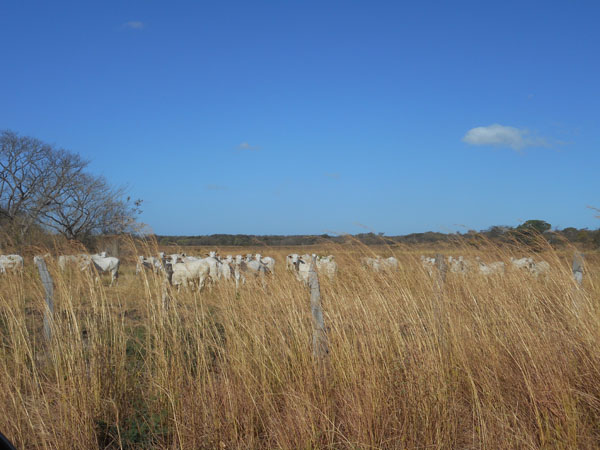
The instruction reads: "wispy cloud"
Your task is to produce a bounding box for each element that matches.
[325,173,340,180]
[238,141,260,151]
[122,21,145,30]
[462,124,549,150]
[205,184,228,191]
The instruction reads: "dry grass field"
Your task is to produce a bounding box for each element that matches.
[1,240,599,449]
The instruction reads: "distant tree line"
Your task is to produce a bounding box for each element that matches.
[0,130,142,246]
[155,219,600,249]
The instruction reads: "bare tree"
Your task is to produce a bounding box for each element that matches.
[0,131,87,239]
[0,130,142,243]
[38,172,142,240]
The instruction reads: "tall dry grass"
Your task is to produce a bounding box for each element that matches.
[0,239,599,449]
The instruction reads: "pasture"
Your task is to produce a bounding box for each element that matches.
[1,241,599,449]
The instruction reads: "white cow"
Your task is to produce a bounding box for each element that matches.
[287,253,336,282]
[420,256,436,276]
[171,259,211,290]
[0,254,24,274]
[315,255,338,280]
[236,255,269,276]
[448,256,470,274]
[384,256,399,271]
[300,254,315,282]
[136,256,163,274]
[476,258,505,276]
[218,255,233,280]
[286,254,299,271]
[510,257,535,271]
[361,256,398,273]
[510,257,550,277]
[233,255,269,288]
[531,260,550,277]
[255,254,275,273]
[59,253,120,285]
[166,253,188,265]
[361,256,378,271]
[90,254,120,285]
[58,254,91,271]
[286,254,312,283]
[165,252,220,283]
[203,253,222,282]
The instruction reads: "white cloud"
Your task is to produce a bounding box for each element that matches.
[462,124,548,150]
[123,21,145,30]
[238,142,260,151]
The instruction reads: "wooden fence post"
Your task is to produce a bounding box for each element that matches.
[571,251,585,317]
[434,253,447,290]
[34,256,54,342]
[433,254,448,348]
[572,252,584,285]
[308,256,329,361]
[162,261,173,309]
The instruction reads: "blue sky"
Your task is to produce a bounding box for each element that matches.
[1,1,598,235]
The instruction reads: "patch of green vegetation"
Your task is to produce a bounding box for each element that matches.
[96,400,168,449]
[125,325,147,375]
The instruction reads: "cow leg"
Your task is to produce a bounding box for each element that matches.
[198,275,206,292]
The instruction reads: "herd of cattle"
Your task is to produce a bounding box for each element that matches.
[419,255,551,277]
[143,252,338,288]
[0,251,552,289]
[0,252,121,283]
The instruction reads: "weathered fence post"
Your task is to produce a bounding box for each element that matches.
[434,253,447,290]
[162,261,173,309]
[34,256,54,342]
[571,251,585,317]
[308,256,329,361]
[572,252,584,285]
[433,254,448,348]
